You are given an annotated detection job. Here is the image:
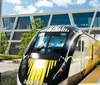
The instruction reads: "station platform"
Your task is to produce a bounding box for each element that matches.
[79,66,100,85]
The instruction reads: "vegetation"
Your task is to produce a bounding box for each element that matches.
[1,70,17,85]
[30,18,43,29]
[0,32,8,54]
[18,18,43,56]
[0,54,21,61]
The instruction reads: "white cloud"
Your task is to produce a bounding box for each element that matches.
[35,0,53,7]
[51,0,86,7]
[75,0,86,5]
[5,0,21,4]
[89,0,100,8]
[39,9,44,13]
[13,4,37,14]
[52,0,72,7]
[9,13,16,15]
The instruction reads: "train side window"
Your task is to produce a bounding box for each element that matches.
[78,40,81,51]
[82,41,84,52]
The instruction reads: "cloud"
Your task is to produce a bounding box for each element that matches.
[13,4,37,14]
[9,13,16,15]
[39,9,44,13]
[89,0,100,8]
[5,0,21,4]
[52,0,72,7]
[75,0,86,5]
[51,0,86,7]
[35,0,53,7]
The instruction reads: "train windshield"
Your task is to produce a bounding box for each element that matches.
[33,32,68,53]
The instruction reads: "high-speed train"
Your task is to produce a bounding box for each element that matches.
[17,25,100,85]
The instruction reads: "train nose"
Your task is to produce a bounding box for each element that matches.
[27,58,57,84]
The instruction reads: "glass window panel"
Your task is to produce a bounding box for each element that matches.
[34,15,50,26]
[3,17,15,30]
[15,16,31,29]
[12,32,25,40]
[48,36,66,47]
[98,17,100,27]
[93,18,98,27]
[34,36,50,48]
[93,12,100,27]
[5,32,11,40]
[73,12,94,27]
[9,42,20,55]
[51,14,70,25]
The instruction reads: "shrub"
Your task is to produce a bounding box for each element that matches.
[0,32,8,54]
[0,57,3,61]
[0,54,21,60]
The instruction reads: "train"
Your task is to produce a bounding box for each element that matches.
[17,25,100,85]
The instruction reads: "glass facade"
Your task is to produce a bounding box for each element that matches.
[93,12,100,27]
[2,10,100,55]
[5,32,11,40]
[51,14,70,25]
[34,15,50,26]
[15,16,31,29]
[73,12,94,27]
[12,32,25,40]
[3,17,15,30]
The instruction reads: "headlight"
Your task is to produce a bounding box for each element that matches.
[34,60,45,69]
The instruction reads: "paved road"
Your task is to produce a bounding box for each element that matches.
[0,60,20,72]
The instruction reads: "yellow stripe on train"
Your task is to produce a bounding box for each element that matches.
[27,59,57,85]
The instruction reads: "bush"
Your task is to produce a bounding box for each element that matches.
[0,57,3,61]
[0,54,21,60]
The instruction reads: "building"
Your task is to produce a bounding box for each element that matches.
[1,8,100,55]
[0,0,2,30]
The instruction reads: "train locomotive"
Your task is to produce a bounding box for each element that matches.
[17,25,100,85]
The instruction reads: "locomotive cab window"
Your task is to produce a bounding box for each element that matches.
[34,33,50,48]
[48,36,66,48]
[32,32,69,53]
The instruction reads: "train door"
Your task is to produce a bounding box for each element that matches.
[68,36,86,77]
[80,35,93,75]
[67,37,86,85]
[68,39,81,77]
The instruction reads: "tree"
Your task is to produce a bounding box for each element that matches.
[18,18,43,56]
[30,18,43,29]
[0,32,8,54]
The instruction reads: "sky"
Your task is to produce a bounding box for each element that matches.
[2,0,100,15]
